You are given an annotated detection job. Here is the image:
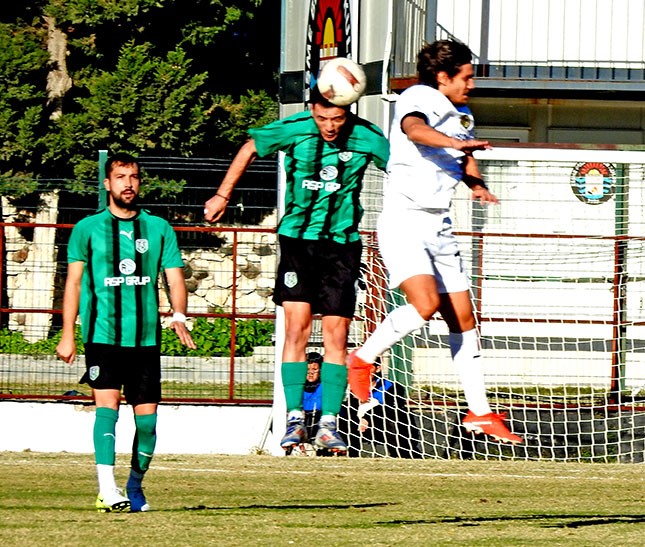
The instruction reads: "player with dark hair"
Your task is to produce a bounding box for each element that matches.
[204,82,389,454]
[347,40,523,444]
[56,152,196,512]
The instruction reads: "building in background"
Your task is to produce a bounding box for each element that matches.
[281,0,645,145]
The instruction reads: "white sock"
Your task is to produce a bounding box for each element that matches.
[287,410,304,422]
[97,464,118,493]
[449,329,492,416]
[357,304,427,363]
[320,414,336,426]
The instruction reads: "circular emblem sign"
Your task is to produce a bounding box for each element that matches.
[570,162,615,205]
[305,0,352,101]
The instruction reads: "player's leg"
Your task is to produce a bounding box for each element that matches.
[279,301,313,449]
[84,343,131,513]
[312,239,362,453]
[314,315,351,453]
[349,210,435,401]
[348,275,434,402]
[124,347,162,511]
[440,291,523,444]
[272,237,315,451]
[93,389,131,512]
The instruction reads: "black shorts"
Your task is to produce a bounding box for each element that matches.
[273,235,362,318]
[81,343,162,406]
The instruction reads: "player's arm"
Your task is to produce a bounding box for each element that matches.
[56,261,84,364]
[401,114,491,153]
[463,155,499,204]
[165,267,197,349]
[204,139,258,223]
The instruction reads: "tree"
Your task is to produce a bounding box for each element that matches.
[0,0,279,188]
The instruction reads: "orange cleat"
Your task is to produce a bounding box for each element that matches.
[462,411,524,444]
[347,350,373,402]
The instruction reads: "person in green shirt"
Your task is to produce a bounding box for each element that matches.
[204,84,389,454]
[56,152,196,512]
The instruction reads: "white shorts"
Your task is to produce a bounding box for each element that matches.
[377,207,470,293]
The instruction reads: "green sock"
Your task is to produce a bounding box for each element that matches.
[281,361,308,412]
[94,407,118,466]
[131,413,157,473]
[321,361,348,416]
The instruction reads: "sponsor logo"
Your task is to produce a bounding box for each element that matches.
[104,275,152,287]
[284,271,298,288]
[339,151,352,162]
[119,258,136,275]
[320,165,338,181]
[302,180,341,192]
[135,238,149,253]
[119,230,133,240]
[570,162,615,204]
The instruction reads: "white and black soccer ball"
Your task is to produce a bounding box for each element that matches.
[316,57,367,106]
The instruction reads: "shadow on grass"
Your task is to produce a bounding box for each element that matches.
[184,502,393,511]
[378,513,645,528]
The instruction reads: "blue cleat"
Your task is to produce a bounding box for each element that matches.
[126,482,150,512]
[280,417,308,450]
[314,418,347,454]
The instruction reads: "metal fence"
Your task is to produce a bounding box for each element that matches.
[0,156,279,404]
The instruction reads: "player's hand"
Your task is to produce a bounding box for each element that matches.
[452,139,491,153]
[359,418,370,432]
[56,338,76,364]
[170,321,197,350]
[471,186,499,205]
[204,194,228,223]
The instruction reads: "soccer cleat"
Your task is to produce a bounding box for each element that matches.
[96,488,131,513]
[280,417,308,450]
[462,411,524,444]
[126,483,150,512]
[314,419,347,453]
[347,351,373,402]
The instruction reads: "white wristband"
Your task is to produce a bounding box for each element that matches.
[171,312,187,323]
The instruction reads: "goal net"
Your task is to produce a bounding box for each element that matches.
[318,146,645,462]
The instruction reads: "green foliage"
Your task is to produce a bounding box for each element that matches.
[161,316,274,357]
[0,325,84,355]
[0,22,48,179]
[0,317,272,358]
[0,1,279,186]
[212,89,279,149]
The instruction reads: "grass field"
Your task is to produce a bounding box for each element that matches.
[0,452,643,546]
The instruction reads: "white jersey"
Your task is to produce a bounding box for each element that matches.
[386,84,475,210]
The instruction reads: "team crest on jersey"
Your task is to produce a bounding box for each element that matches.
[89,366,100,382]
[320,165,338,181]
[135,238,149,253]
[460,115,473,129]
[284,271,298,288]
[119,258,136,275]
[339,151,352,162]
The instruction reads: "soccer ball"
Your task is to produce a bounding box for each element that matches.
[316,57,367,106]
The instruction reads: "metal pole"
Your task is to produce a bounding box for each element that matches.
[98,149,108,210]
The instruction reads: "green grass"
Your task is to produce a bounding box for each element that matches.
[0,452,643,546]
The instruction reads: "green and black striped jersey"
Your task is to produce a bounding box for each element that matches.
[67,208,184,347]
[249,110,389,244]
